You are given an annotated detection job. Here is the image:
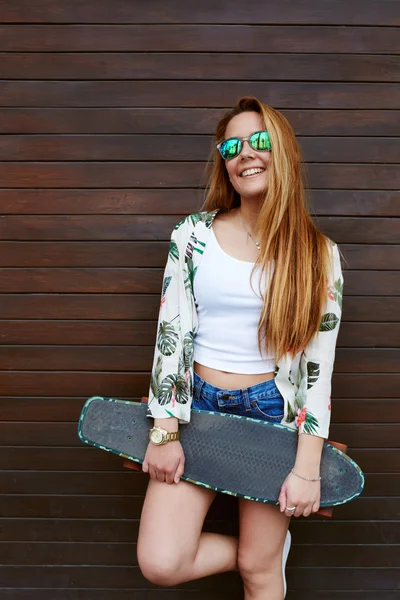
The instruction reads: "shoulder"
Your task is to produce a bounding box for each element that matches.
[172,210,219,239]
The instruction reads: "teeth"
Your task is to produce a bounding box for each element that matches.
[241,167,265,177]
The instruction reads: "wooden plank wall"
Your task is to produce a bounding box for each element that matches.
[0,1,399,598]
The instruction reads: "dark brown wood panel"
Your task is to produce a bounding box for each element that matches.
[0,495,397,520]
[0,321,157,345]
[0,512,398,542]
[1,398,398,424]
[0,81,398,108]
[0,593,397,600]
[0,243,398,269]
[1,447,398,474]
[0,1,398,25]
[0,541,398,567]
[0,294,397,322]
[1,216,398,243]
[0,25,399,53]
[0,135,397,162]
[0,371,398,398]
[0,190,399,216]
[1,53,399,82]
[0,267,398,295]
[0,268,164,294]
[0,321,398,347]
[0,294,160,318]
[0,4,398,599]
[1,109,399,135]
[0,346,398,373]
[2,423,399,450]
[0,163,397,189]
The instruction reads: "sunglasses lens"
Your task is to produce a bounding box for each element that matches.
[250,131,271,151]
[219,138,241,160]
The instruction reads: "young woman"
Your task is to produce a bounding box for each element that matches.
[137,96,344,599]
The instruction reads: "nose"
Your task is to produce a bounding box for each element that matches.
[240,139,255,159]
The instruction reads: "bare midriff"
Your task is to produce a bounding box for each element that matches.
[194,361,275,389]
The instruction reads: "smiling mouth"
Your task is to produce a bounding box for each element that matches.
[240,167,266,178]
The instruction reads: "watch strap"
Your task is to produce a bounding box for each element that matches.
[166,431,179,443]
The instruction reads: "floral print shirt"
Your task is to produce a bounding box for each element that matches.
[147,210,344,439]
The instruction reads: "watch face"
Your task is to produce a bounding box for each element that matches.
[150,428,164,445]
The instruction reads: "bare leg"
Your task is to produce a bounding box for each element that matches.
[137,478,238,586]
[238,499,290,600]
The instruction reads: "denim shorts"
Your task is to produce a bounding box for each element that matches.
[192,371,285,422]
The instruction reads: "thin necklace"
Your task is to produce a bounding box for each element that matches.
[238,207,261,250]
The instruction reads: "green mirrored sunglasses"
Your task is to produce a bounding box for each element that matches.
[217,130,271,160]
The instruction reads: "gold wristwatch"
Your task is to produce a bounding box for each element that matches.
[149,426,179,446]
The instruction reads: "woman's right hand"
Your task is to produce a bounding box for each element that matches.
[142,441,185,484]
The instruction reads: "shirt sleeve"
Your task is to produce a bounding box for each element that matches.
[146,225,192,423]
[296,242,344,439]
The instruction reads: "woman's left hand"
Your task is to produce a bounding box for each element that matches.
[278,471,320,518]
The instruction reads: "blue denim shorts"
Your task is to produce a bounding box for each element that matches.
[192,371,285,422]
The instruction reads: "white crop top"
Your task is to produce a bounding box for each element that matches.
[193,227,276,374]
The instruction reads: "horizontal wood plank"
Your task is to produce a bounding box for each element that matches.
[2,421,399,449]
[1,53,399,82]
[0,0,398,26]
[0,294,399,323]
[0,541,398,567]
[0,81,399,109]
[0,371,398,397]
[0,268,164,294]
[0,268,399,295]
[0,347,398,374]
[0,190,399,216]
[0,321,398,347]
[0,25,398,53]
[1,447,398,473]
[1,109,399,136]
[1,398,397,424]
[0,495,397,521]
[0,162,396,189]
[0,513,398,544]
[0,135,398,163]
[1,591,396,600]
[1,216,399,242]
[0,321,157,345]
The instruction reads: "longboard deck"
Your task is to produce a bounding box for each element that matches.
[78,396,364,507]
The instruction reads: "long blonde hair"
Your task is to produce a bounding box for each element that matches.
[202,96,334,363]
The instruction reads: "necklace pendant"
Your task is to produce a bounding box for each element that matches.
[255,241,261,249]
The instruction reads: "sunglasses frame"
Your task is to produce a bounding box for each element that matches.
[216,130,272,161]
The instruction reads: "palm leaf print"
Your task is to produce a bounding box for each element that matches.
[303,411,319,435]
[185,240,194,261]
[168,240,179,262]
[162,276,172,298]
[178,351,185,375]
[334,277,344,311]
[320,312,339,332]
[189,213,202,227]
[150,355,163,398]
[174,217,186,230]
[285,402,297,424]
[157,320,179,356]
[183,331,195,371]
[307,361,320,389]
[158,374,189,405]
[184,258,197,294]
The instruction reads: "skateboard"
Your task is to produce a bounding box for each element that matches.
[78,396,364,512]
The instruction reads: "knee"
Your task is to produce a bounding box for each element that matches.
[237,545,278,586]
[138,552,183,587]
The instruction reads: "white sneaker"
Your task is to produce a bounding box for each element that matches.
[282,529,291,598]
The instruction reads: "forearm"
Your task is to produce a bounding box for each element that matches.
[294,433,324,477]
